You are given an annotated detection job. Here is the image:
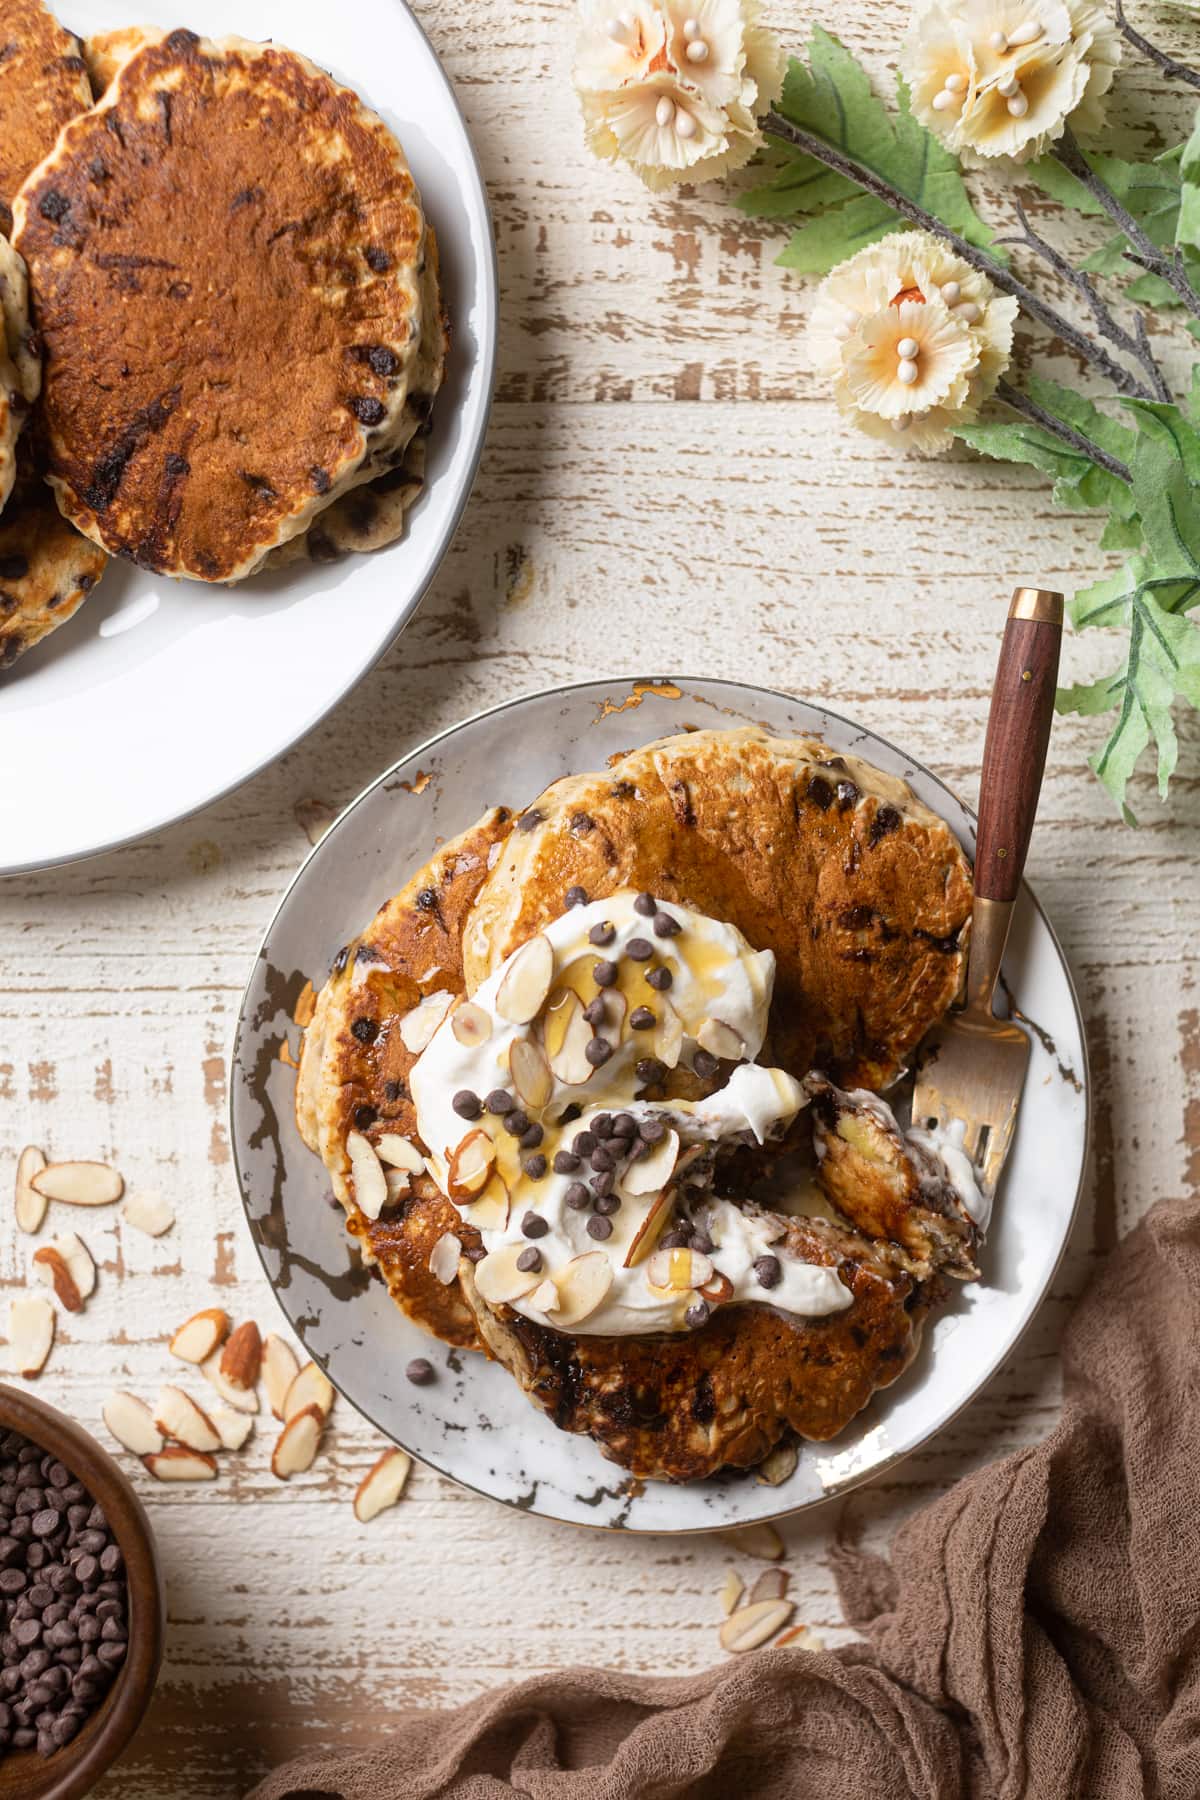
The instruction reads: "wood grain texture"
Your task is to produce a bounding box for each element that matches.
[976,611,1064,901]
[1,2,1198,1794]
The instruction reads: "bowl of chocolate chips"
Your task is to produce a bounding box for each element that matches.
[0,1384,163,1798]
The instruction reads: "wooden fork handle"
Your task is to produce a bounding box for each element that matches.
[974,588,1064,904]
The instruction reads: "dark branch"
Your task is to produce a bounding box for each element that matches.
[995,377,1132,485]
[1052,125,1200,321]
[1115,0,1200,92]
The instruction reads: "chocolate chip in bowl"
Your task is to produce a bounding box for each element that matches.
[0,1384,162,1800]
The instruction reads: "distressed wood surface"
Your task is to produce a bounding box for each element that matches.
[2,2,1199,1793]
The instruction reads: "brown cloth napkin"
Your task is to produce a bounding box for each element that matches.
[248,1196,1200,1800]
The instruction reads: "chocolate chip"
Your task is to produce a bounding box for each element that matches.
[869,805,902,846]
[572,1130,597,1157]
[516,1247,542,1274]
[350,1017,378,1043]
[635,1058,667,1086]
[570,812,594,834]
[521,1211,549,1238]
[693,1050,720,1080]
[517,809,542,833]
[646,966,673,991]
[553,1150,581,1174]
[634,892,656,916]
[591,1114,613,1137]
[626,938,653,962]
[754,1254,782,1289]
[415,888,437,911]
[485,1089,514,1115]
[353,1105,377,1130]
[38,191,70,223]
[658,1229,689,1250]
[585,1037,612,1068]
[565,1183,591,1210]
[586,1215,613,1240]
[523,1154,548,1180]
[594,1192,621,1216]
[593,961,618,988]
[689,1232,714,1255]
[639,1116,667,1144]
[310,466,331,495]
[836,779,860,810]
[452,1090,481,1120]
[630,1007,656,1031]
[582,997,608,1027]
[350,396,387,428]
[806,775,833,810]
[365,245,391,273]
[653,912,681,937]
[588,922,616,947]
[564,886,589,909]
[502,1110,530,1138]
[590,1146,616,1173]
[591,1169,615,1198]
[520,1123,544,1150]
[406,1358,435,1385]
[611,1113,637,1138]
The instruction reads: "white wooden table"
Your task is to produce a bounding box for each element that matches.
[3,4,1198,1793]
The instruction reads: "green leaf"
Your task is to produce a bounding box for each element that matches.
[1028,146,1183,245]
[739,148,859,219]
[776,194,899,272]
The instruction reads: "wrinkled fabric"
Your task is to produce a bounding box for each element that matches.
[248,1197,1200,1800]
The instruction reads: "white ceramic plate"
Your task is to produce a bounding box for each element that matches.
[230,678,1090,1534]
[0,0,496,874]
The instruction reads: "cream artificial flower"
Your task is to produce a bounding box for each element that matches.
[574,0,784,189]
[807,230,1018,453]
[901,0,1121,163]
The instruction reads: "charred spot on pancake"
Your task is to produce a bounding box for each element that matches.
[309,467,331,496]
[166,280,191,301]
[38,189,70,222]
[0,591,17,615]
[240,471,277,504]
[44,591,64,610]
[383,1079,406,1103]
[350,1018,378,1044]
[307,531,338,564]
[355,943,384,965]
[569,812,594,835]
[0,554,29,581]
[350,396,387,428]
[691,1371,716,1424]
[158,91,174,145]
[868,805,902,847]
[840,905,874,929]
[364,245,391,273]
[230,185,264,212]
[89,158,110,184]
[164,28,200,53]
[668,779,696,829]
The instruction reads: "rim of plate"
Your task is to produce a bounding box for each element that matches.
[1,0,498,878]
[230,675,1092,1533]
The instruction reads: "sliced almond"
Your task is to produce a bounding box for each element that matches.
[548,1250,613,1327]
[473,1243,545,1307]
[719,1598,795,1654]
[428,1231,461,1286]
[697,1018,746,1063]
[543,989,594,1085]
[30,1160,123,1207]
[375,1134,426,1174]
[654,998,684,1070]
[143,1448,217,1483]
[647,1246,713,1292]
[776,1624,825,1651]
[495,933,554,1025]
[283,1360,334,1423]
[509,1036,553,1111]
[398,990,454,1055]
[446,1129,496,1202]
[346,1131,388,1222]
[719,1569,744,1616]
[717,1521,785,1562]
[385,1168,412,1205]
[353,1447,412,1522]
[121,1191,175,1237]
[271,1405,324,1478]
[9,1297,54,1377]
[262,1334,300,1420]
[155,1385,221,1454]
[33,1234,95,1313]
[623,1188,676,1268]
[202,1352,260,1415]
[622,1128,679,1198]
[103,1391,163,1457]
[468,1171,511,1232]
[451,1001,492,1049]
[755,1442,798,1488]
[170,1308,230,1365]
[527,1276,559,1311]
[209,1402,254,1451]
[14,1147,47,1234]
[219,1321,263,1392]
[700,1270,735,1307]
[748,1567,790,1604]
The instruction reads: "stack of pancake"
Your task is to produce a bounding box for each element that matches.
[0,3,446,668]
[297,726,980,1483]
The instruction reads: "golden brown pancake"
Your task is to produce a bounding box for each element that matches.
[15,30,434,581]
[0,450,107,670]
[0,0,92,237]
[466,727,973,1091]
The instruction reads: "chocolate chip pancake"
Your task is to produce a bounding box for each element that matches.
[15,29,435,581]
[0,0,92,237]
[0,237,39,516]
[465,727,973,1091]
[0,451,107,670]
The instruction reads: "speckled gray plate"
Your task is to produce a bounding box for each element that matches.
[230,677,1090,1533]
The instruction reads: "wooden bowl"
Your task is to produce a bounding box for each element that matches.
[0,1384,163,1799]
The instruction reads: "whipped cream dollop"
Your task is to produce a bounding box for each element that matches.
[410,890,854,1336]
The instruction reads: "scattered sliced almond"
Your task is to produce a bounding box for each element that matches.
[219,1321,263,1392]
[623,1188,675,1268]
[398,990,454,1055]
[345,1131,388,1222]
[428,1231,462,1286]
[527,1277,559,1312]
[647,1246,713,1291]
[14,1146,47,1234]
[508,1036,553,1111]
[262,1334,300,1420]
[451,1002,492,1049]
[144,1448,217,1483]
[495,933,554,1025]
[121,1191,175,1237]
[473,1242,545,1307]
[30,1160,123,1207]
[654,998,684,1070]
[32,1234,96,1313]
[170,1308,230,1365]
[446,1129,496,1202]
[375,1134,426,1174]
[271,1404,324,1478]
[468,1171,511,1232]
[719,1569,744,1617]
[717,1521,785,1562]
[756,1442,799,1487]
[748,1567,790,1605]
[385,1168,412,1205]
[9,1296,54,1377]
[548,1250,613,1327]
[719,1598,795,1654]
[103,1391,163,1457]
[283,1360,334,1423]
[543,990,593,1085]
[353,1447,412,1522]
[209,1401,254,1451]
[202,1352,260,1415]
[697,1018,745,1063]
[623,1128,680,1198]
[155,1385,222,1454]
[776,1624,825,1651]
[700,1269,734,1306]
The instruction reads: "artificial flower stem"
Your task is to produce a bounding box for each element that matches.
[994,377,1132,486]
[762,109,1157,403]
[1051,126,1200,323]
[1113,0,1200,95]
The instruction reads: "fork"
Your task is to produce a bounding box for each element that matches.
[911,586,1064,1211]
